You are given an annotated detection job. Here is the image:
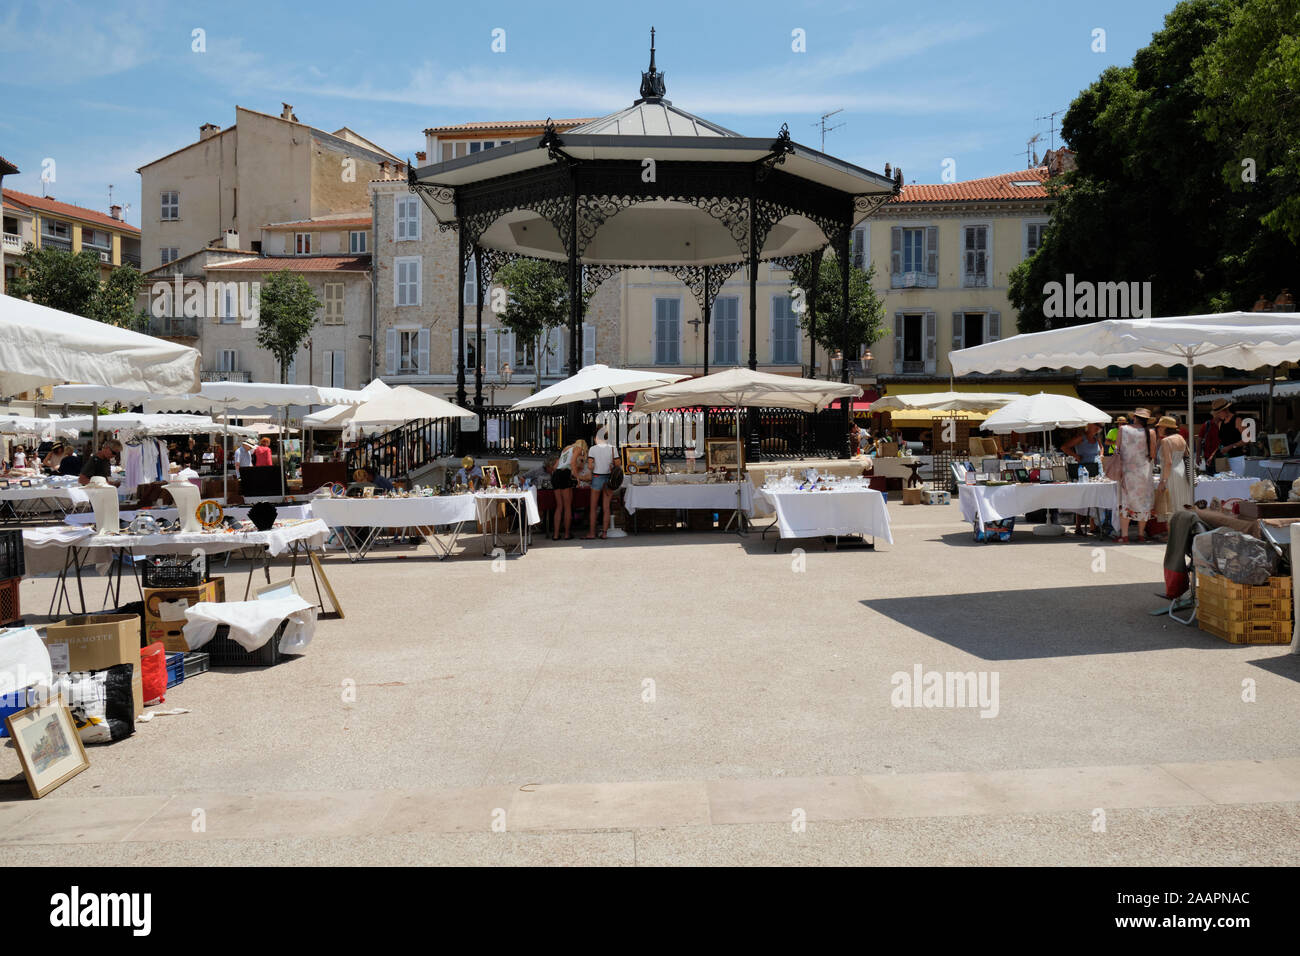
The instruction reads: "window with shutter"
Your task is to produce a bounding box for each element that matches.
[218,349,237,372]
[924,226,938,280]
[924,312,937,371]
[893,314,904,372]
[464,257,477,306]
[395,197,420,241]
[951,312,964,351]
[332,350,346,388]
[394,257,420,306]
[417,328,430,374]
[771,295,800,364]
[450,329,459,374]
[385,329,397,375]
[852,227,868,270]
[963,226,989,287]
[484,327,498,376]
[713,296,739,366]
[987,311,1001,342]
[890,227,902,279]
[654,298,680,365]
[582,323,596,368]
[323,283,344,325]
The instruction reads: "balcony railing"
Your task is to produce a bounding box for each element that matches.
[201,369,251,382]
[40,235,72,251]
[121,251,141,268]
[150,316,200,339]
[1,233,21,252]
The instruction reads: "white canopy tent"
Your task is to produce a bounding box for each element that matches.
[0,415,80,440]
[634,368,861,532]
[49,385,154,407]
[867,391,1023,414]
[0,296,200,396]
[348,386,477,428]
[56,413,258,439]
[980,393,1111,434]
[302,379,394,428]
[510,365,689,410]
[950,312,1300,495]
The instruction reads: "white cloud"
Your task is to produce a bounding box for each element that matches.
[0,1,163,82]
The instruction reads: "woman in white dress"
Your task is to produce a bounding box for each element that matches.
[1155,415,1191,522]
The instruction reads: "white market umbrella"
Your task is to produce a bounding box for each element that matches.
[0,296,199,396]
[635,368,861,533]
[981,393,1111,434]
[510,365,688,410]
[950,311,1300,497]
[303,379,393,427]
[349,385,477,428]
[867,391,1022,413]
[56,413,258,439]
[0,415,80,440]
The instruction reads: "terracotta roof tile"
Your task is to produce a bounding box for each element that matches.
[0,156,18,175]
[891,167,1051,204]
[2,188,140,233]
[206,255,371,273]
[423,117,596,135]
[262,216,372,230]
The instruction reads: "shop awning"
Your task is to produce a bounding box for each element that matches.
[883,381,1080,399]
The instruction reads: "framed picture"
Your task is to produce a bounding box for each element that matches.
[19,479,32,488]
[309,552,343,619]
[255,578,301,601]
[361,485,376,498]
[196,499,224,529]
[1015,468,1031,483]
[621,444,661,476]
[480,465,501,489]
[0,480,9,489]
[6,697,89,799]
[1051,465,1069,482]
[1268,434,1290,457]
[330,482,347,497]
[705,438,743,472]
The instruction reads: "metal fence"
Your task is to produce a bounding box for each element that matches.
[349,404,850,479]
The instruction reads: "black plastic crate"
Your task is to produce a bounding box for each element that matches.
[205,621,287,667]
[140,554,210,589]
[0,529,23,580]
[182,651,210,679]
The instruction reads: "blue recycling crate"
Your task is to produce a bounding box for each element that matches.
[165,652,185,688]
[0,687,38,737]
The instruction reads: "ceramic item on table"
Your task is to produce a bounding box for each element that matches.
[84,477,119,534]
[164,480,202,533]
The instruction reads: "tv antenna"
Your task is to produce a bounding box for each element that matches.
[812,108,845,152]
[1024,133,1042,169]
[1035,107,1067,151]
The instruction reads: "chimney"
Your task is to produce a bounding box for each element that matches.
[199,123,221,141]
[109,204,123,221]
[884,162,891,178]
[415,151,427,164]
[379,160,391,179]
[224,229,240,250]
[281,103,298,122]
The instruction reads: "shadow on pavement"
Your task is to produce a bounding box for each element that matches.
[862,582,1242,660]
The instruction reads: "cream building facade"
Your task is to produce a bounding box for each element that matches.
[2,188,142,290]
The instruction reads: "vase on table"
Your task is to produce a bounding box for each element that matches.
[83,478,119,533]
[164,480,202,532]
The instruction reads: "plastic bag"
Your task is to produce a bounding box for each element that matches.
[1192,528,1279,585]
[1250,480,1278,502]
[52,664,135,744]
[140,641,167,706]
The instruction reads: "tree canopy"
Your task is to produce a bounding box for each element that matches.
[255,270,320,383]
[7,244,147,330]
[1009,0,1300,333]
[788,250,887,364]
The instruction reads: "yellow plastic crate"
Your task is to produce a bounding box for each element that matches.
[1197,607,1293,645]
[1197,588,1292,622]
[1199,573,1291,603]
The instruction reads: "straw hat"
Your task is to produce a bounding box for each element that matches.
[461,456,474,469]
[1157,415,1178,429]
[240,438,255,449]
[1115,416,1128,424]
[1211,399,1232,412]
[1133,407,1152,421]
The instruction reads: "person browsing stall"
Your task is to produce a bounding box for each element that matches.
[551,438,587,541]
[454,456,483,488]
[586,430,617,539]
[78,439,122,486]
[252,437,274,468]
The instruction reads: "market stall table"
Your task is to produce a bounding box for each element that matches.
[958,481,1118,534]
[475,489,541,555]
[23,519,330,615]
[0,480,89,520]
[311,495,478,561]
[754,487,893,549]
[1193,476,1258,502]
[64,503,315,527]
[623,480,754,531]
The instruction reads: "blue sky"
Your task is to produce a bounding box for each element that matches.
[1,0,1179,228]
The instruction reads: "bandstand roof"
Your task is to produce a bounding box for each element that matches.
[409,30,899,268]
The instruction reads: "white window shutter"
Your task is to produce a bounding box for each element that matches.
[385,329,397,375]
[583,323,596,368]
[925,312,937,370]
[893,314,903,372]
[987,310,1001,342]
[333,350,346,388]
[417,328,430,375]
[485,329,498,376]
[952,312,964,351]
[890,227,901,276]
[925,226,939,277]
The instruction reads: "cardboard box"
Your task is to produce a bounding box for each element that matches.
[902,487,924,505]
[144,579,225,652]
[43,614,144,717]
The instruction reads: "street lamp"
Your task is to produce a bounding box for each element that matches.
[830,350,843,380]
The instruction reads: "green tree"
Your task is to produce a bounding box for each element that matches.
[1009,0,1300,333]
[789,250,887,370]
[7,244,101,314]
[493,258,585,391]
[91,264,147,331]
[255,270,320,383]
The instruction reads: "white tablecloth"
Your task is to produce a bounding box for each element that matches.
[0,483,88,505]
[312,495,478,528]
[183,596,316,653]
[22,519,330,574]
[64,503,315,527]
[623,482,753,515]
[755,488,893,543]
[1193,477,1256,501]
[958,482,1117,532]
[475,489,541,526]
